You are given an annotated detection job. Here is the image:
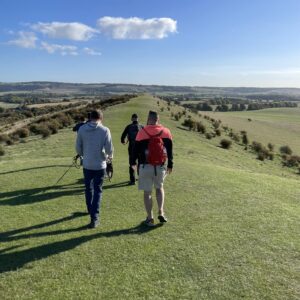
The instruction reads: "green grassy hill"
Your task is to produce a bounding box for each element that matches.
[0,95,299,299]
[203,107,300,154]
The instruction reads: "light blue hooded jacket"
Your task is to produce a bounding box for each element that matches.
[76,121,114,170]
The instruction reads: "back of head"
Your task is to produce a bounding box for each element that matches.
[90,109,103,121]
[147,110,159,125]
[131,113,138,122]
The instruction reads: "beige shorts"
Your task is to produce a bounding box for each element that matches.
[138,164,167,191]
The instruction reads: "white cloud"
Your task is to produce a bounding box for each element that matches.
[83,47,101,56]
[7,31,37,48]
[97,17,177,39]
[32,22,97,41]
[41,42,78,56]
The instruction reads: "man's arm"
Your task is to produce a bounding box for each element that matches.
[121,125,129,144]
[75,130,83,156]
[163,138,173,170]
[104,128,114,158]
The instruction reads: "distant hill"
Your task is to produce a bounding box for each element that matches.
[1,82,300,100]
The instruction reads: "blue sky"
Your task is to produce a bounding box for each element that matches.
[1,0,300,87]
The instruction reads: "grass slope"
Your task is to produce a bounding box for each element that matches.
[204,107,300,154]
[0,95,299,300]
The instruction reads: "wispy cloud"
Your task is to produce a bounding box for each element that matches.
[32,22,97,41]
[83,47,101,56]
[97,17,177,39]
[7,31,37,48]
[40,42,78,56]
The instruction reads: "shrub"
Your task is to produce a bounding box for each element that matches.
[215,129,221,136]
[220,139,232,149]
[0,134,9,143]
[283,155,300,167]
[267,143,274,151]
[29,124,40,134]
[6,138,14,146]
[257,151,267,161]
[252,141,264,153]
[231,133,240,142]
[47,120,60,134]
[205,133,213,139]
[257,148,272,161]
[196,122,206,134]
[40,127,51,138]
[280,145,292,155]
[15,128,30,138]
[182,118,195,130]
[213,121,221,129]
[242,134,249,149]
[0,145,4,156]
[268,152,274,160]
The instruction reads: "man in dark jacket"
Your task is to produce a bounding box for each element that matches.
[121,113,143,185]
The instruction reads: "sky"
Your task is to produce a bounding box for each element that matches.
[1,0,300,87]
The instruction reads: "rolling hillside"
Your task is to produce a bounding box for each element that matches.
[0,95,299,299]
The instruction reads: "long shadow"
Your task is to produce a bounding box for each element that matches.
[0,183,83,206]
[0,165,71,175]
[0,223,163,273]
[0,212,87,242]
[103,181,133,190]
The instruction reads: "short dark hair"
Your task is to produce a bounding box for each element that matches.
[90,110,103,120]
[131,113,138,119]
[148,110,158,122]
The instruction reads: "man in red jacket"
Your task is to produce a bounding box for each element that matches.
[133,110,173,226]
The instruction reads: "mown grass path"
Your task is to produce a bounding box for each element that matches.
[0,95,299,299]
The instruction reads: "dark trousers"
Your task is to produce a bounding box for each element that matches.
[83,168,105,221]
[128,143,137,183]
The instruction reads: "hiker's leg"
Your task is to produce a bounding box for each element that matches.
[83,168,93,215]
[156,187,165,216]
[144,191,153,219]
[129,166,135,183]
[128,145,136,183]
[154,166,167,216]
[91,169,105,221]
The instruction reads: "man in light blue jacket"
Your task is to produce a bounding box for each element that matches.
[76,109,114,228]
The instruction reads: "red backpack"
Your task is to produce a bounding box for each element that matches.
[143,128,167,165]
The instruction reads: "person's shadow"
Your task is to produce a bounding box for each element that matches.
[0,182,83,206]
[0,219,163,273]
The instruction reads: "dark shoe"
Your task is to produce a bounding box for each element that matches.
[129,181,136,185]
[143,217,155,227]
[158,215,168,223]
[88,219,99,229]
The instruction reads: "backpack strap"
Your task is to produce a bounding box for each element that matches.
[143,128,163,138]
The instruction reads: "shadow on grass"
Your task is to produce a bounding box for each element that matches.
[0,179,132,206]
[0,222,163,273]
[0,212,88,242]
[0,183,83,206]
[103,181,132,189]
[0,165,71,175]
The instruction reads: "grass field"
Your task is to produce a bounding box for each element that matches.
[0,95,299,299]
[202,107,300,154]
[0,102,19,109]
